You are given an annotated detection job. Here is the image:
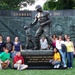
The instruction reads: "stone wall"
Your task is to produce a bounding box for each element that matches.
[0,10,75,47]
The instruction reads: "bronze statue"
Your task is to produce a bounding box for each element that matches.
[30,5,51,50]
[24,26,34,50]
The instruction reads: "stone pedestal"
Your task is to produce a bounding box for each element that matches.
[21,49,53,69]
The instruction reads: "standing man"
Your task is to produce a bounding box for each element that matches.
[40,36,49,50]
[30,5,51,50]
[3,36,13,58]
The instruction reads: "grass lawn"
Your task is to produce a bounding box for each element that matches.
[0,58,75,75]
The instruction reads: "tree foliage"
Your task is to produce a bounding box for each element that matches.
[0,0,35,10]
[43,0,57,10]
[57,0,74,9]
[43,0,75,10]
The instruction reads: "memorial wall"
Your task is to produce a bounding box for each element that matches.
[0,10,75,68]
[0,10,75,46]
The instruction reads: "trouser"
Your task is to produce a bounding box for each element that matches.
[14,63,28,70]
[59,50,66,67]
[14,60,28,70]
[11,51,20,58]
[49,59,61,65]
[35,25,52,49]
[67,52,73,67]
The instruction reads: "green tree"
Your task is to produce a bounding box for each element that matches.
[57,0,74,9]
[43,0,75,10]
[43,0,57,10]
[0,0,35,10]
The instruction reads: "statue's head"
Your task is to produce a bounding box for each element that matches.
[35,5,42,12]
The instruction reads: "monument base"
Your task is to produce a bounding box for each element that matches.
[21,50,53,69]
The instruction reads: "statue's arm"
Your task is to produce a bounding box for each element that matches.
[30,15,38,27]
[40,12,51,27]
[40,20,51,26]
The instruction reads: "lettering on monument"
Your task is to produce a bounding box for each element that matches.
[13,12,32,17]
[25,55,53,63]
[53,12,60,16]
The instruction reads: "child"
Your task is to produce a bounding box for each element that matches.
[49,48,61,68]
[14,52,28,70]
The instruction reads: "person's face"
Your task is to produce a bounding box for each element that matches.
[0,36,2,40]
[36,8,42,12]
[67,37,70,41]
[54,48,57,53]
[42,37,45,41]
[64,35,68,39]
[5,49,9,53]
[17,52,21,56]
[53,35,56,39]
[59,36,62,41]
[15,37,18,42]
[6,37,10,42]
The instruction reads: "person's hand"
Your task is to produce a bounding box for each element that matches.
[11,50,14,53]
[48,45,50,48]
[17,60,22,64]
[52,61,54,65]
[24,25,30,30]
[4,60,9,63]
[0,60,3,63]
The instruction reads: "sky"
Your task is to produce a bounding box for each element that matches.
[20,0,47,10]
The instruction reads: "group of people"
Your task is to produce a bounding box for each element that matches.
[0,32,74,70]
[49,34,74,69]
[0,34,28,70]
[0,33,74,70]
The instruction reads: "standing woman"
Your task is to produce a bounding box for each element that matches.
[64,34,68,41]
[51,34,57,48]
[12,37,22,58]
[56,36,66,67]
[65,36,74,68]
[0,34,4,53]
